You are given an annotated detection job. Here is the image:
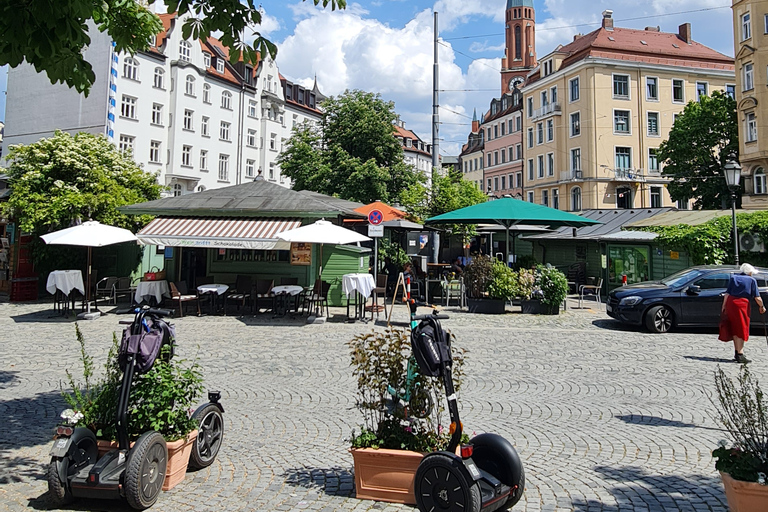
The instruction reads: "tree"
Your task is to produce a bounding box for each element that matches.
[657,90,738,209]
[278,89,423,204]
[1,0,345,95]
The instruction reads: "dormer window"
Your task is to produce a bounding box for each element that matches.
[179,40,191,62]
[203,52,211,68]
[216,58,224,73]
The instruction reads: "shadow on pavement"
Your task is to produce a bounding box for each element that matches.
[614,414,700,429]
[1,390,68,451]
[0,454,46,485]
[0,370,20,387]
[27,491,136,511]
[591,319,642,332]
[283,466,355,497]
[684,355,736,363]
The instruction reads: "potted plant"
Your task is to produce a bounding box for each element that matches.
[62,324,204,490]
[519,266,567,315]
[348,327,466,504]
[464,255,514,314]
[712,365,768,512]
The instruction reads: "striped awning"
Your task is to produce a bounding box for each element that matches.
[137,217,301,250]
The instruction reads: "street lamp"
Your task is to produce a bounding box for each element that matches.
[723,158,742,266]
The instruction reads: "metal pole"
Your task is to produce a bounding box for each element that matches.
[374,237,378,281]
[430,11,440,265]
[732,191,740,266]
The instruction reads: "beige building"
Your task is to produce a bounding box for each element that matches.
[522,10,735,211]
[733,0,768,208]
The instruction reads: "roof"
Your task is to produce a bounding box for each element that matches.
[350,201,409,222]
[121,179,366,218]
[525,207,674,241]
[507,0,534,7]
[625,209,735,228]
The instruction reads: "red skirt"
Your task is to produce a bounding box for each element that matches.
[719,296,751,342]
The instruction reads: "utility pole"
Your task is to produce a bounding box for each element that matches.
[430,11,440,264]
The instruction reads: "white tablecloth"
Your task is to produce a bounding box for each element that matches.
[271,285,304,296]
[342,273,376,298]
[197,284,229,295]
[46,270,85,296]
[134,280,170,304]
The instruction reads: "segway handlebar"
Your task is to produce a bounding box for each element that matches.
[114,306,174,318]
[413,313,449,321]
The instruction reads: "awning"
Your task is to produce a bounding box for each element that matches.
[137,217,301,250]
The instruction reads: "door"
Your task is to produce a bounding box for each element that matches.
[181,248,208,289]
[680,272,730,326]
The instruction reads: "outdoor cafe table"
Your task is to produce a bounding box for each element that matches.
[342,273,376,321]
[134,280,170,305]
[270,285,304,317]
[197,283,229,315]
[47,270,85,315]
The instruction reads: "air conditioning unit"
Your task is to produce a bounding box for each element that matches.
[739,233,766,253]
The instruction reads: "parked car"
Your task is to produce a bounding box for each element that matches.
[606,265,768,333]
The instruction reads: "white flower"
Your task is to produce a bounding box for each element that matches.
[758,472,766,485]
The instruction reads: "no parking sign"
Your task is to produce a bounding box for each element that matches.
[368,209,383,225]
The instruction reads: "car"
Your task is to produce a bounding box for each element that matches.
[606,265,768,333]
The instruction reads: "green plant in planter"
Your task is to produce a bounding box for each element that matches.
[487,260,517,300]
[463,255,495,298]
[515,268,536,300]
[536,265,569,309]
[348,327,467,452]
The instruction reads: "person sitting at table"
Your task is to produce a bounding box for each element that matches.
[450,258,464,275]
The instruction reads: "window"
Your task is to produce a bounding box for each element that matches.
[695,273,730,290]
[500,122,505,136]
[742,12,752,41]
[614,110,630,134]
[201,116,209,137]
[648,148,659,172]
[516,116,522,132]
[218,154,229,181]
[486,178,492,192]
[220,121,231,141]
[118,134,134,154]
[203,84,211,103]
[570,112,580,137]
[765,13,768,34]
[270,133,277,150]
[246,159,256,178]
[528,159,534,181]
[527,128,534,148]
[149,141,161,163]
[646,77,658,100]
[487,128,492,141]
[516,172,522,188]
[248,100,257,117]
[185,75,195,96]
[172,183,182,197]
[151,103,163,125]
[547,153,554,176]
[487,154,492,167]
[500,150,505,164]
[747,112,758,142]
[542,190,549,207]
[121,95,137,119]
[494,125,498,138]
[615,147,631,170]
[181,145,192,167]
[527,191,534,203]
[613,74,629,98]
[726,84,736,99]
[200,150,208,170]
[537,122,543,144]
[744,63,754,91]
[494,177,499,191]
[221,91,232,109]
[696,82,708,100]
[153,68,164,89]
[552,189,559,210]
[569,77,580,102]
[551,86,557,104]
[571,187,582,211]
[527,97,533,117]
[755,168,767,194]
[546,119,554,141]
[647,112,659,136]
[541,90,548,106]
[508,119,514,133]
[203,52,211,68]
[677,199,688,210]
[516,143,522,160]
[571,148,581,172]
[672,79,685,103]
[269,163,275,180]
[508,147,514,162]
[247,129,257,147]
[179,40,192,61]
[537,155,544,178]
[123,58,138,80]
[183,109,193,131]
[216,58,225,73]
[650,186,662,208]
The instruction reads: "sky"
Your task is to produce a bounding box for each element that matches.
[0,0,737,153]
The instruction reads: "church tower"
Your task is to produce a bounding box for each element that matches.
[501,0,537,94]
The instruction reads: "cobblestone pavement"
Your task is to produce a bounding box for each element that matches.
[0,299,750,512]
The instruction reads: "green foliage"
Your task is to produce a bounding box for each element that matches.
[658,91,738,210]
[1,0,345,95]
[378,238,411,273]
[279,90,422,204]
[712,365,768,482]
[462,255,495,299]
[487,260,517,300]
[535,265,569,308]
[515,268,536,300]
[348,328,466,452]
[513,255,538,271]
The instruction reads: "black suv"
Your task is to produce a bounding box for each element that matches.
[606,265,768,333]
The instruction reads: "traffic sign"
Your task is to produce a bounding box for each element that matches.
[368,225,384,237]
[368,209,384,225]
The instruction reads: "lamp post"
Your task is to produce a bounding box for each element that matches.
[723,159,742,266]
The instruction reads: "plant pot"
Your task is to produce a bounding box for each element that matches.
[720,471,768,512]
[350,447,424,504]
[466,297,507,314]
[521,299,559,315]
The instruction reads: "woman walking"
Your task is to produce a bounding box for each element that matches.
[719,263,766,363]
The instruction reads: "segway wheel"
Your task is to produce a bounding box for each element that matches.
[189,403,224,470]
[470,433,525,510]
[502,464,525,510]
[415,453,481,512]
[47,432,98,507]
[124,431,167,510]
[47,458,74,506]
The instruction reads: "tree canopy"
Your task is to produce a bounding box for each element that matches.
[657,90,738,210]
[2,130,163,235]
[277,89,423,204]
[2,0,345,95]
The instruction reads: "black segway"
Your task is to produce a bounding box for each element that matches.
[47,306,224,510]
[409,303,525,512]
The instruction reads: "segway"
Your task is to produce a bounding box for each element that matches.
[408,300,525,512]
[47,306,224,510]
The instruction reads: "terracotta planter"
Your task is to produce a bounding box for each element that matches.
[720,471,768,512]
[350,448,424,505]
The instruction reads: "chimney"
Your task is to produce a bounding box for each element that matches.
[573,33,582,42]
[678,23,691,44]
[602,10,614,31]
[644,26,660,32]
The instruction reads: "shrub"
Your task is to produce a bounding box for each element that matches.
[463,255,495,299]
[536,265,569,308]
[487,260,517,300]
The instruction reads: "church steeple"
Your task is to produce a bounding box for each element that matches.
[501,0,537,94]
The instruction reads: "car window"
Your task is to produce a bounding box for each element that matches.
[661,269,704,287]
[754,274,767,288]
[695,273,730,290]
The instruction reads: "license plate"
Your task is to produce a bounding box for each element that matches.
[50,437,71,456]
[606,304,612,313]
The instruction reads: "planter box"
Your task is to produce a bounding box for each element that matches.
[720,471,768,512]
[521,299,559,315]
[350,448,424,504]
[466,298,507,314]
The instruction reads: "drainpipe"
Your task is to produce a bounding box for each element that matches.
[236,84,245,185]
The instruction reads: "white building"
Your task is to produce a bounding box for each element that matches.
[393,119,434,179]
[4,13,324,195]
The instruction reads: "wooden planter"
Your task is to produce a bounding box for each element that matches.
[466,298,507,314]
[350,448,424,504]
[521,299,559,315]
[720,471,768,512]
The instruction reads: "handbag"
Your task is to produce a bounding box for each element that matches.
[143,266,167,282]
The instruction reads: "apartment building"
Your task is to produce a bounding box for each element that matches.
[733,0,768,208]
[459,110,485,190]
[522,10,735,210]
[393,119,434,180]
[480,91,524,199]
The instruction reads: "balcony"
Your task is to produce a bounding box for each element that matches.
[559,169,583,181]
[531,102,562,120]
[613,168,646,182]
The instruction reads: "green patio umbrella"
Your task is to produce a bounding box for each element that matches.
[425,198,601,260]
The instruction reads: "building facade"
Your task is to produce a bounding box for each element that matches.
[480,91,524,199]
[393,119,434,180]
[732,0,768,209]
[4,14,324,195]
[459,110,485,189]
[521,11,735,211]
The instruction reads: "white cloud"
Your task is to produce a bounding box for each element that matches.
[257,7,282,37]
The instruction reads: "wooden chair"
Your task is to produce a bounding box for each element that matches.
[306,280,332,318]
[369,274,387,319]
[224,275,252,314]
[169,281,201,317]
[301,279,322,315]
[252,279,275,314]
[579,278,604,309]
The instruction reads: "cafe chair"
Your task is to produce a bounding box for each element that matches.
[369,274,388,319]
[579,278,604,309]
[113,277,135,304]
[225,275,252,314]
[169,281,201,317]
[442,276,464,308]
[252,279,275,314]
[305,280,331,318]
[95,276,119,305]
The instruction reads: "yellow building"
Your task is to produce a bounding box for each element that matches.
[522,10,735,211]
[733,0,768,209]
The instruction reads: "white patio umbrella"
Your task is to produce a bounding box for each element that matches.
[41,221,138,314]
[277,219,370,279]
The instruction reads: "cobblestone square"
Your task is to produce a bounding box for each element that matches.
[0,300,747,511]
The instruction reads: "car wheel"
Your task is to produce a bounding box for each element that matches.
[645,305,673,333]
